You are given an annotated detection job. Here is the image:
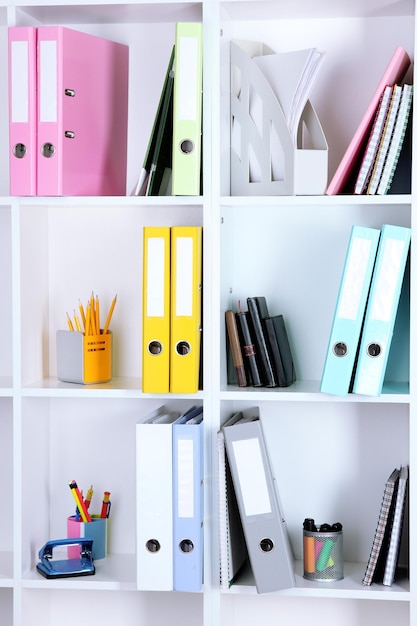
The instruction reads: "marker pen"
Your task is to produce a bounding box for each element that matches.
[316,537,335,572]
[303,518,316,574]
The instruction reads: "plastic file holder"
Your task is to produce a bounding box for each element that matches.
[230,41,328,196]
[56,329,112,384]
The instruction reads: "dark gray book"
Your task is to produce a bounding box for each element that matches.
[247,297,277,387]
[264,315,296,387]
[235,310,262,387]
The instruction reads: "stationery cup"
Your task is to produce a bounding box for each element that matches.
[56,329,112,384]
[67,515,107,560]
[303,526,343,582]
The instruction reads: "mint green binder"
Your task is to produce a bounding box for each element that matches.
[172,22,203,196]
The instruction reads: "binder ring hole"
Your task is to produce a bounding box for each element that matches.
[148,340,163,355]
[13,143,27,158]
[333,342,348,357]
[367,343,381,358]
[179,539,194,553]
[41,143,55,158]
[146,539,161,553]
[176,341,191,356]
[180,139,194,154]
[259,538,274,553]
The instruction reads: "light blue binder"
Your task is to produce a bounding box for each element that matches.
[172,405,204,592]
[353,224,411,396]
[320,225,381,396]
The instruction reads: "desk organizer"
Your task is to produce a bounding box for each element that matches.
[67,515,107,560]
[230,41,328,196]
[303,524,344,582]
[56,329,112,384]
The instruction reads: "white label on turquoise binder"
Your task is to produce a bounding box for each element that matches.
[11,42,28,123]
[175,237,193,316]
[178,37,198,121]
[338,237,372,320]
[40,40,57,123]
[370,238,405,322]
[147,238,165,317]
[232,438,271,516]
[177,439,194,518]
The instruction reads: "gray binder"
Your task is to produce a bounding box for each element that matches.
[223,410,295,593]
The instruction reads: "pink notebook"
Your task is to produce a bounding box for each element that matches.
[326,46,410,195]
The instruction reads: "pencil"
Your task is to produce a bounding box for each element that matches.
[103,294,117,334]
[66,312,74,332]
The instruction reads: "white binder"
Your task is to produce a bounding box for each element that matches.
[136,406,180,591]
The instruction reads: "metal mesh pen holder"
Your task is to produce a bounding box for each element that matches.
[303,529,343,582]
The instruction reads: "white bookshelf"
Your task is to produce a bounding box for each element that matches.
[0,0,415,625]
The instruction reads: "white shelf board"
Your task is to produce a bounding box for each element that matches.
[23,553,136,590]
[21,377,205,400]
[220,380,410,403]
[225,560,410,600]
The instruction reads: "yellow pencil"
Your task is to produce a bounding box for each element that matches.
[85,303,91,336]
[95,294,100,334]
[103,294,117,334]
[73,310,82,332]
[66,312,74,332]
[78,299,86,331]
[90,292,97,335]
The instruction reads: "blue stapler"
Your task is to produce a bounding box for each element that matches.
[36,537,95,578]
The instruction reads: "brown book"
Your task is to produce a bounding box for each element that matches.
[225,310,247,387]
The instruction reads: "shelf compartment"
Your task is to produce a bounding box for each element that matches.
[220,203,411,392]
[225,560,409,599]
[18,203,203,387]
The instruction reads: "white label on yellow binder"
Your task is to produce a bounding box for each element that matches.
[370,238,405,322]
[232,438,271,516]
[175,237,193,316]
[40,40,57,122]
[178,37,198,121]
[11,42,28,123]
[177,439,194,518]
[338,237,372,320]
[147,237,166,317]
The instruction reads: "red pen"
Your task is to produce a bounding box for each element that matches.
[100,491,111,518]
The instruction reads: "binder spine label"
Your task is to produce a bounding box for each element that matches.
[177,438,194,518]
[175,236,194,316]
[39,40,57,123]
[232,438,271,516]
[370,238,405,322]
[338,237,372,319]
[11,41,29,123]
[147,237,166,317]
[178,36,199,121]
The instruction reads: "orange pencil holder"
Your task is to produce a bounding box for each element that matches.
[56,329,112,384]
